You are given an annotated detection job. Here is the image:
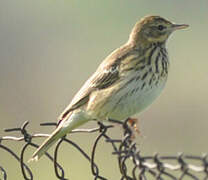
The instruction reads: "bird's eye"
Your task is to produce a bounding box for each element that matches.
[157,25,165,31]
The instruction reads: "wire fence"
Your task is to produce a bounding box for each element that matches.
[0,120,208,180]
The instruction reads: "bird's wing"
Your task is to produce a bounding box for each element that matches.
[58,43,134,122]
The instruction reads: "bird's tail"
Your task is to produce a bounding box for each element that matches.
[29,125,67,161]
[29,112,88,161]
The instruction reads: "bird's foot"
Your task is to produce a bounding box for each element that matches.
[127,117,141,137]
[108,117,142,139]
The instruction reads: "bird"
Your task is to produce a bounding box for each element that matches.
[30,15,188,161]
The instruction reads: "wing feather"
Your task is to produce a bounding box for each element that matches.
[58,43,135,121]
[58,62,120,121]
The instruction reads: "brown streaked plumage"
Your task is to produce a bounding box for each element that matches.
[30,15,189,161]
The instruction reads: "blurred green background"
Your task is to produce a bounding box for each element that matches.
[0,0,208,179]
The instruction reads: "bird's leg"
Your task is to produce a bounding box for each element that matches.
[108,117,141,135]
[127,117,141,135]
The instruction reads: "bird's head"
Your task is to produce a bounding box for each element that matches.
[129,15,189,45]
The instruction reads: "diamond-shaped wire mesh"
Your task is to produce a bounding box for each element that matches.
[0,120,207,180]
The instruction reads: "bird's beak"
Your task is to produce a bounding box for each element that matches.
[172,24,189,31]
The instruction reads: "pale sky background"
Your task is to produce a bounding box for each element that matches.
[0,0,208,179]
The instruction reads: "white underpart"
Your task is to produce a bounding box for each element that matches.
[107,47,168,120]
[108,75,167,120]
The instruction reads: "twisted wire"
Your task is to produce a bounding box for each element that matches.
[0,120,207,180]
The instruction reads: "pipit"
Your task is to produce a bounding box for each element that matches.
[30,15,188,161]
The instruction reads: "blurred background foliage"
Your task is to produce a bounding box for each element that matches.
[0,0,208,179]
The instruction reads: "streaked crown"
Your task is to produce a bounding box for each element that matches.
[129,15,189,44]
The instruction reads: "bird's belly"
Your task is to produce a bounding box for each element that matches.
[108,78,167,120]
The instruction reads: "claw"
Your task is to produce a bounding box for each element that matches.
[127,117,141,136]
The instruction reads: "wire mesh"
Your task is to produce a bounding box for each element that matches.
[0,120,207,180]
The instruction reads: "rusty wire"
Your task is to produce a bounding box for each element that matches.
[0,120,208,180]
